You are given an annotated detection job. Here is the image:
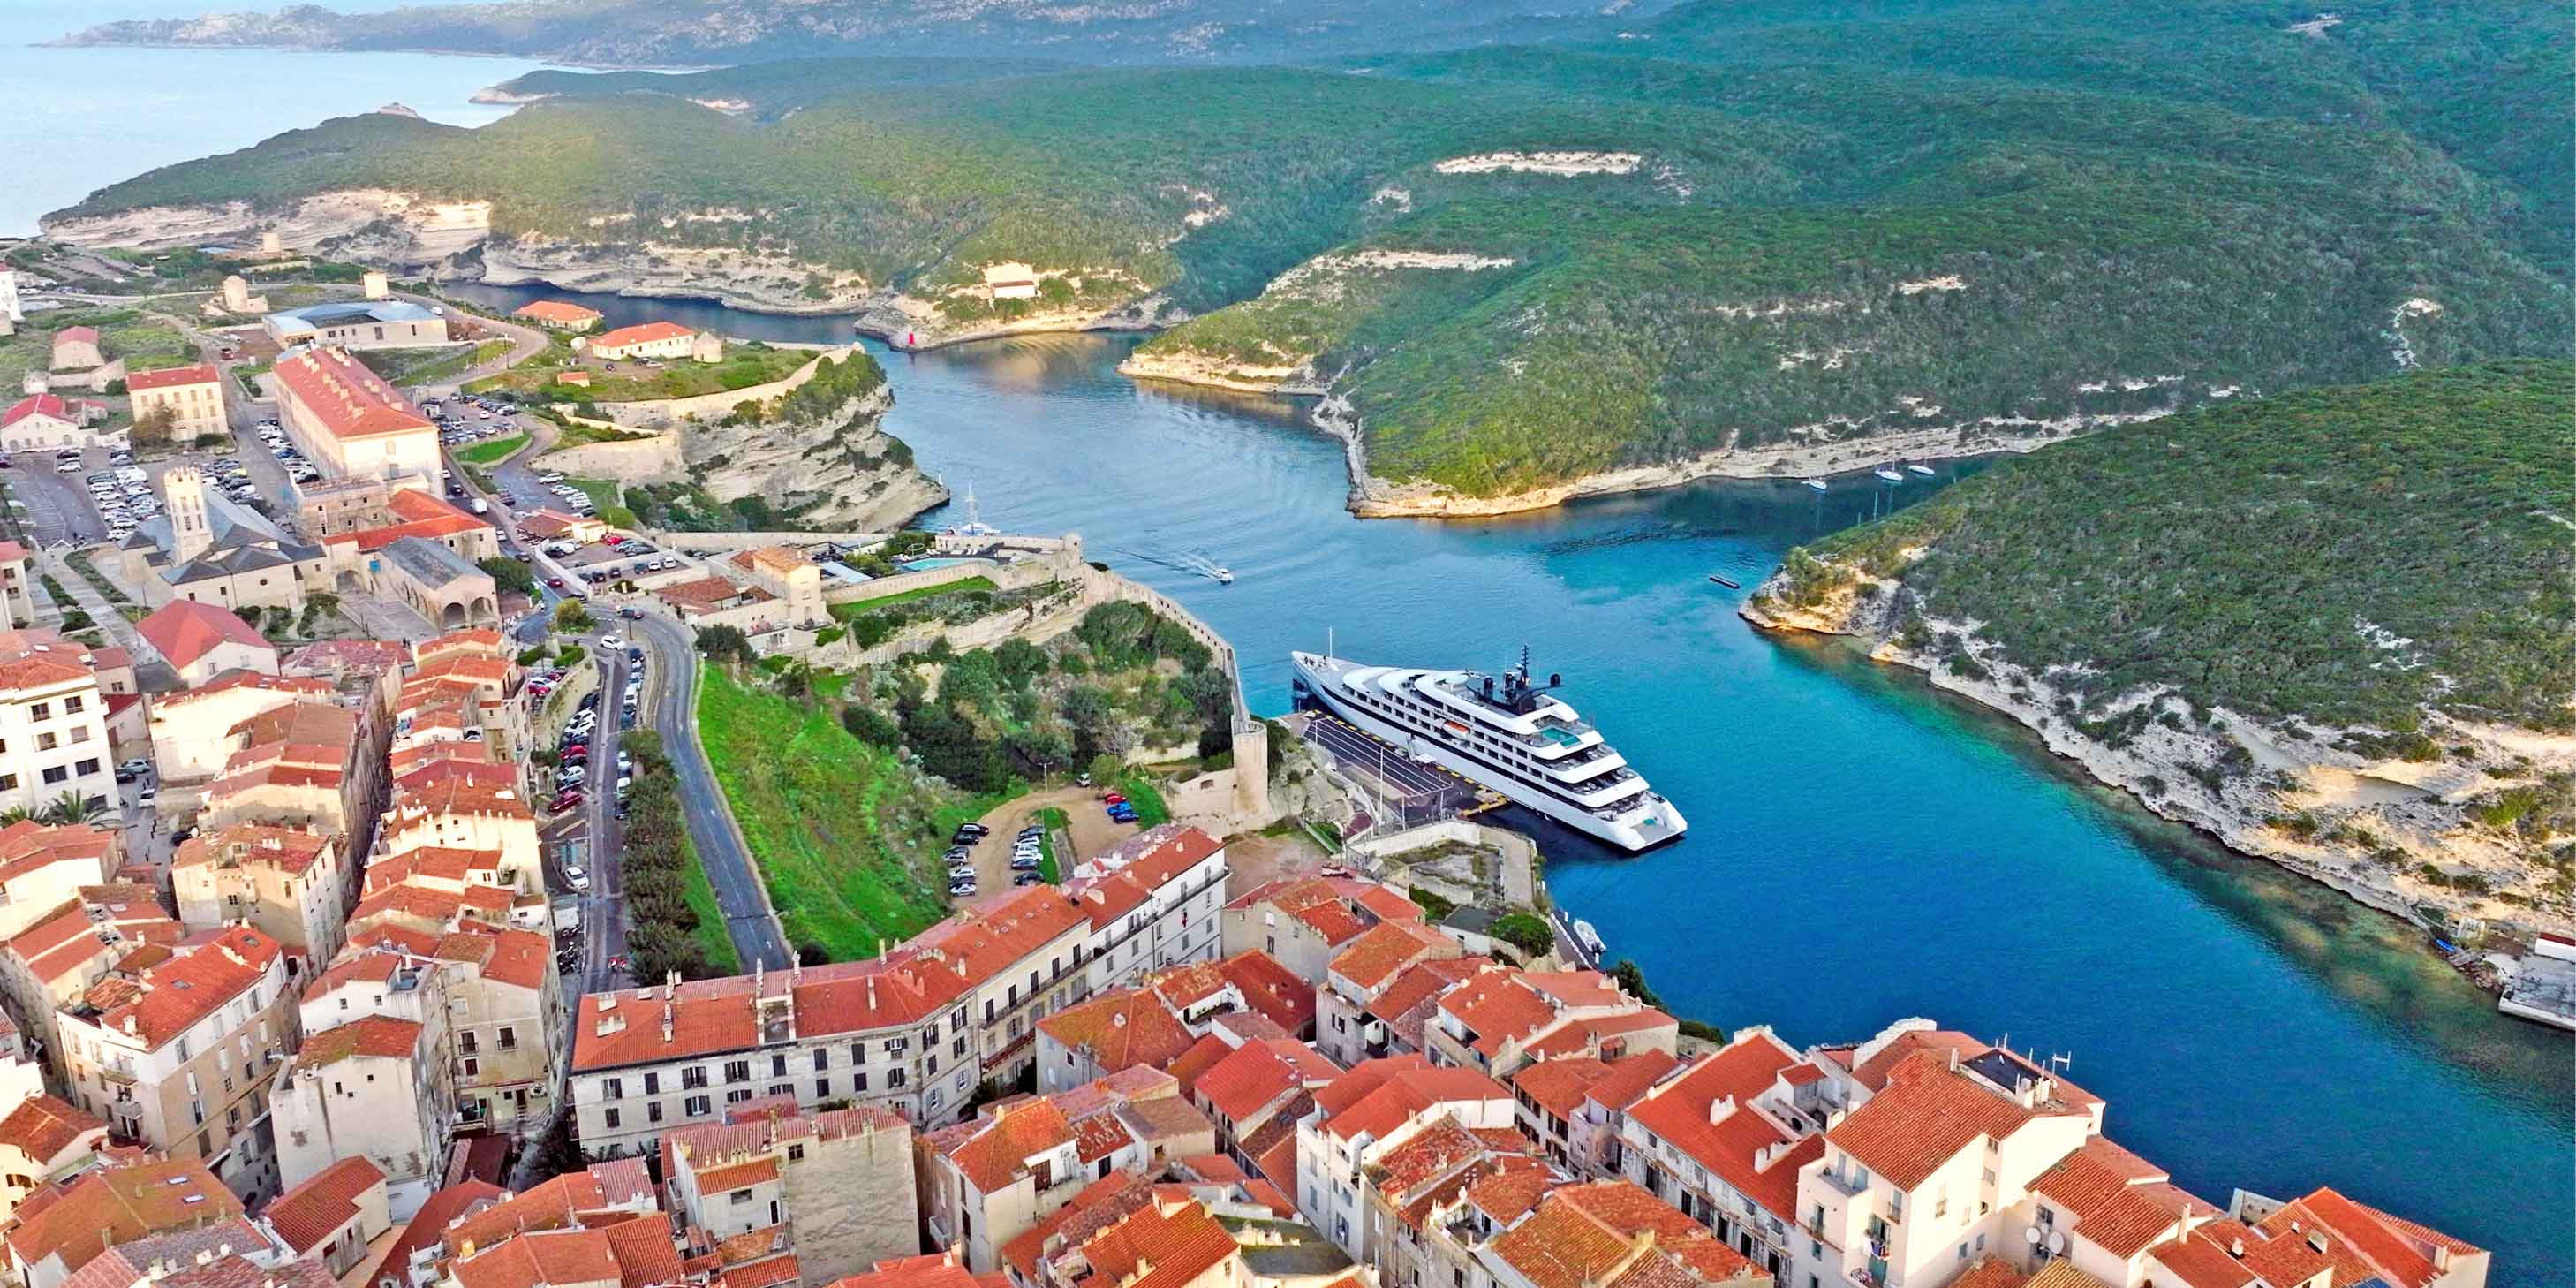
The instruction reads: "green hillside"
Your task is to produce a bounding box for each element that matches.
[1761,360,2576,734]
[54,0,2571,500]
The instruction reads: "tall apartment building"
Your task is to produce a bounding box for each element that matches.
[661,1102,918,1284]
[271,1012,456,1204]
[1295,1054,1515,1261]
[570,885,1092,1161]
[0,636,116,815]
[169,824,346,960]
[1063,824,1231,996]
[54,925,300,1201]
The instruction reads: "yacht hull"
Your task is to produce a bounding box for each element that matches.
[1292,652,1686,852]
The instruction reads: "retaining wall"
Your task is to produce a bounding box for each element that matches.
[535,420,683,481]
[593,346,853,429]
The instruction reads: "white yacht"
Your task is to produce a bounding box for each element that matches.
[1292,647,1687,851]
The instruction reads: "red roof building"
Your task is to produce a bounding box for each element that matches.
[271,347,434,440]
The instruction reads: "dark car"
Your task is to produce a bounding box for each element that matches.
[618,607,641,620]
[626,647,644,662]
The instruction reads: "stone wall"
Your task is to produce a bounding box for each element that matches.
[533,419,683,482]
[592,347,844,429]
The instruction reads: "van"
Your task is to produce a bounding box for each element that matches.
[472,498,490,515]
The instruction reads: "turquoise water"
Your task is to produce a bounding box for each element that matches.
[19,21,2565,1256]
[900,557,994,572]
[443,284,2571,1282]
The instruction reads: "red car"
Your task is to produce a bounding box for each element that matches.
[546,576,564,588]
[549,792,582,812]
[1102,792,1127,805]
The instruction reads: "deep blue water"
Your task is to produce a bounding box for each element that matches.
[446,284,2572,1282]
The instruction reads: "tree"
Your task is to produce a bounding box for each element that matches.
[555,599,595,633]
[797,942,831,967]
[842,706,901,747]
[1084,753,1122,786]
[1492,911,1554,958]
[695,624,754,664]
[1608,958,1664,1008]
[129,404,178,449]
[480,556,539,597]
[42,792,105,826]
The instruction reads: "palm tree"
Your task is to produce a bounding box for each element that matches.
[0,806,33,826]
[42,791,104,826]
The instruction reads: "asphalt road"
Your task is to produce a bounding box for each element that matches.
[634,610,790,972]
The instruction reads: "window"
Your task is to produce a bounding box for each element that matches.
[463,1033,481,1055]
[888,1069,906,1087]
[685,1095,711,1117]
[849,1042,866,1065]
[729,1191,752,1206]
[603,1108,621,1128]
[771,1054,789,1078]
[885,1037,907,1057]
[40,766,64,784]
[852,1072,868,1092]
[642,1072,660,1095]
[726,1089,754,1104]
[463,1057,480,1077]
[953,1035,966,1057]
[812,1050,828,1072]
[723,1060,750,1083]
[73,758,96,777]
[816,1079,831,1098]
[600,1076,619,1098]
[35,733,57,752]
[498,1027,517,1050]
[63,696,81,714]
[683,1066,708,1089]
[29,702,48,721]
[768,1084,792,1098]
[647,1102,664,1124]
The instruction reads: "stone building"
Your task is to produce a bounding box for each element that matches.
[269,346,440,492]
[663,1102,919,1284]
[125,364,229,443]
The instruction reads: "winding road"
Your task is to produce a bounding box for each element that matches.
[632,611,792,972]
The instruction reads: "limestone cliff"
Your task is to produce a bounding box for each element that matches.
[684,384,947,531]
[1739,560,2576,947]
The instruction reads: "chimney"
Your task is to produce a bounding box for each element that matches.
[2229,1238,2246,1259]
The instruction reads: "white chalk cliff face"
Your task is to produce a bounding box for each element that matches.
[1738,561,2576,943]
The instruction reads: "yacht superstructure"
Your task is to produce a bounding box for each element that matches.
[1291,647,1686,851]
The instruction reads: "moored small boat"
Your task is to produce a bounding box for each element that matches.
[1907,464,1937,476]
[1803,479,1829,492]
[1874,468,1905,483]
[1708,573,1740,588]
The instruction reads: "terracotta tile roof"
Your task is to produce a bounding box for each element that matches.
[2253,1187,2482,1288]
[366,1179,509,1285]
[1070,1198,1238,1288]
[827,1250,988,1288]
[162,1254,344,1288]
[85,925,280,1050]
[1001,1172,1154,1278]
[514,301,603,324]
[1,1159,244,1275]
[1952,1256,2027,1288]
[1584,1049,1681,1111]
[7,886,178,984]
[1368,956,1492,1027]
[273,347,434,439]
[1849,1028,2101,1109]
[1367,1113,1530,1201]
[691,1156,780,1193]
[926,1097,1076,1193]
[1229,875,1376,946]
[364,844,505,892]
[1164,1034,1233,1099]
[441,1170,625,1255]
[1623,1032,1814,1220]
[656,575,774,614]
[1825,1049,2057,1192]
[0,1095,104,1165]
[1315,1056,1510,1143]
[442,926,554,991]
[1,392,79,431]
[1488,1182,1759,1288]
[171,824,329,877]
[289,1014,425,1074]
[1330,920,1455,991]
[2029,1137,2216,1260]
[601,1211,685,1288]
[55,327,100,344]
[591,322,694,350]
[417,626,506,660]
[452,1227,621,1288]
[284,638,412,673]
[1212,950,1315,1034]
[1037,988,1197,1074]
[0,821,116,883]
[264,1156,386,1254]
[125,363,223,391]
[1196,1038,1341,1125]
[1462,1158,1557,1224]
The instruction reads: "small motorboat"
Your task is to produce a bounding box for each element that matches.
[1212,566,1234,584]
[1874,468,1905,483]
[1803,479,1830,492]
[1907,464,1937,476]
[1707,573,1740,588]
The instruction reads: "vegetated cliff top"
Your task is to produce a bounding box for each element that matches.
[1764,360,2576,736]
[54,0,1671,66]
[52,1,2572,498]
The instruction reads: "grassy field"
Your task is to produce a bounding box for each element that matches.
[695,663,965,960]
[477,345,809,403]
[1034,806,1068,883]
[678,832,739,974]
[455,433,528,465]
[565,478,637,528]
[827,575,997,623]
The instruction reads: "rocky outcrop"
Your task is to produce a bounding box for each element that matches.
[42,191,493,268]
[685,384,947,531]
[851,289,1172,351]
[476,233,873,314]
[1739,562,2576,943]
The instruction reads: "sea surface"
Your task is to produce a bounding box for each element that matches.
[449,284,2570,1284]
[11,18,2568,1272]
[0,0,555,238]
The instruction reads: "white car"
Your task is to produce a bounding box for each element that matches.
[598,633,620,648]
[54,460,79,473]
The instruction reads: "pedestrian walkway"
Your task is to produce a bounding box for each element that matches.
[42,549,158,661]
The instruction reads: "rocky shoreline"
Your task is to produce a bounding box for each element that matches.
[1736,567,2576,966]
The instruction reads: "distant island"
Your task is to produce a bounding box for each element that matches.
[1745,360,2576,949]
[41,1,2572,517]
[50,0,1658,66]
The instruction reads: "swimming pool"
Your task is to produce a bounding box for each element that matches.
[897,557,995,572]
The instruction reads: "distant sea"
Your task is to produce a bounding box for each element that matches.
[1,0,555,237]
